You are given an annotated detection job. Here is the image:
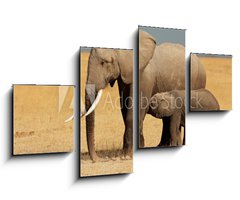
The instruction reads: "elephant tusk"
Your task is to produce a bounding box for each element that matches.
[80,111,85,117]
[64,89,103,122]
[64,110,86,123]
[84,89,103,117]
[64,115,74,123]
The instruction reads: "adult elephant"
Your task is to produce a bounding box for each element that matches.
[82,48,133,162]
[139,30,206,147]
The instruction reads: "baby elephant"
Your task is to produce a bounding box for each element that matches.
[149,89,220,146]
[149,90,185,146]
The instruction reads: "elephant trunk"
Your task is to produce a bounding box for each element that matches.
[85,86,103,161]
[85,89,97,161]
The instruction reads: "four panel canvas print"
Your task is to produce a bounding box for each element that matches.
[11,26,232,177]
[190,53,232,111]
[80,47,133,177]
[138,26,186,148]
[13,85,74,155]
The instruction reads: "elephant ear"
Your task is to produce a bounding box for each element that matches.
[117,50,133,84]
[139,30,156,71]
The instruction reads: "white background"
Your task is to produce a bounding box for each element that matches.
[0,0,239,199]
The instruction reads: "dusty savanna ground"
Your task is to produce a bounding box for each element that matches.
[198,56,232,110]
[14,85,74,155]
[80,51,132,177]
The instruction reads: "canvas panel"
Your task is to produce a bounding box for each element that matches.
[190,53,232,111]
[80,47,133,177]
[13,85,74,155]
[138,26,186,148]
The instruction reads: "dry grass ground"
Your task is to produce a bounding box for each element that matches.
[13,85,74,155]
[81,150,132,177]
[198,56,232,110]
[80,51,132,177]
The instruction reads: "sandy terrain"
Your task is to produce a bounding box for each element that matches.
[80,51,133,177]
[81,158,133,177]
[143,115,164,147]
[14,85,74,155]
[81,151,133,177]
[198,56,232,110]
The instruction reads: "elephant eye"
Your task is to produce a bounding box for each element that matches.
[101,61,105,65]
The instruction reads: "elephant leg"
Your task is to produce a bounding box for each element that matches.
[181,126,185,145]
[123,84,133,156]
[169,113,182,146]
[139,90,152,148]
[117,78,132,155]
[158,118,171,146]
[139,71,154,148]
[139,109,146,148]
[117,78,129,123]
[123,109,133,156]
